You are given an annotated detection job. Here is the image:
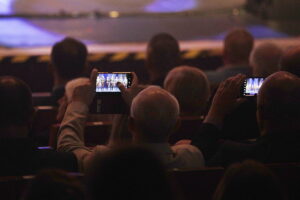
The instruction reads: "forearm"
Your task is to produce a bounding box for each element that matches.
[191,123,222,160]
[57,101,90,152]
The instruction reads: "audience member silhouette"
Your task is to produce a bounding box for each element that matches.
[0,76,77,176]
[58,70,204,171]
[164,66,210,144]
[86,146,173,200]
[146,33,181,87]
[50,37,88,105]
[213,160,283,200]
[206,29,253,86]
[192,72,300,166]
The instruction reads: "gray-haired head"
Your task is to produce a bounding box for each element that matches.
[130,86,179,143]
[257,71,300,135]
[250,42,283,77]
[164,66,210,116]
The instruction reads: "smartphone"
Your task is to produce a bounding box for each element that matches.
[96,72,133,93]
[242,77,265,97]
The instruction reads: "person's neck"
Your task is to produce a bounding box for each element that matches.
[224,60,249,68]
[53,75,69,89]
[0,125,29,139]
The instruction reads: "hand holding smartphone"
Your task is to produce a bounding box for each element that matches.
[93,72,133,114]
[96,72,133,93]
[242,77,265,97]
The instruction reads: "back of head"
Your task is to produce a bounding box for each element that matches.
[224,29,254,65]
[146,33,181,82]
[131,86,179,143]
[280,46,300,77]
[214,160,283,200]
[51,37,87,80]
[250,42,283,77]
[257,71,300,126]
[86,146,172,200]
[0,76,34,132]
[25,169,84,200]
[164,66,210,116]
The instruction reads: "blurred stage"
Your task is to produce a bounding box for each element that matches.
[0,0,300,56]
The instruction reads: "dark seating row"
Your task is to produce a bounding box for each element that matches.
[1,163,300,200]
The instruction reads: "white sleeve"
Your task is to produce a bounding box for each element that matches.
[57,101,92,172]
[172,144,205,168]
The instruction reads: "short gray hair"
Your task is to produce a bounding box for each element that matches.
[130,86,179,142]
[164,66,210,116]
[250,42,283,77]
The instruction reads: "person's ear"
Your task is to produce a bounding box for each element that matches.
[171,117,181,135]
[128,117,139,142]
[128,117,135,134]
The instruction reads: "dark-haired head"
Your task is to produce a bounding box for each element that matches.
[214,160,283,200]
[146,33,181,86]
[86,145,172,200]
[223,29,254,66]
[0,76,34,138]
[51,37,88,80]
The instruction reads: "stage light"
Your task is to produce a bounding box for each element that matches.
[109,11,120,18]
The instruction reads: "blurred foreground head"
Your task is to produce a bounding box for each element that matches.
[214,160,283,200]
[164,66,210,116]
[0,76,34,138]
[146,33,181,86]
[130,86,180,143]
[86,146,172,200]
[257,71,300,135]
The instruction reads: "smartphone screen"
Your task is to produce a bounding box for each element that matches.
[96,72,132,93]
[243,77,265,97]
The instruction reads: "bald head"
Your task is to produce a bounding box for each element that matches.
[257,71,300,131]
[164,66,210,116]
[130,86,179,142]
[280,46,300,77]
[250,43,283,77]
[224,29,254,65]
[0,76,34,131]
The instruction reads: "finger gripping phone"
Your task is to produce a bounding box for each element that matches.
[242,77,265,97]
[96,72,133,93]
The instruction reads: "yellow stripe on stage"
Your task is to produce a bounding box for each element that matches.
[134,52,146,60]
[11,56,30,63]
[88,53,107,62]
[37,55,50,63]
[110,52,129,62]
[207,48,222,56]
[182,50,201,59]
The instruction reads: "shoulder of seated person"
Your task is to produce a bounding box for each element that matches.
[171,144,201,153]
[93,145,111,153]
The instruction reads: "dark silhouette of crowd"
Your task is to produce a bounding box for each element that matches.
[2,29,300,200]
